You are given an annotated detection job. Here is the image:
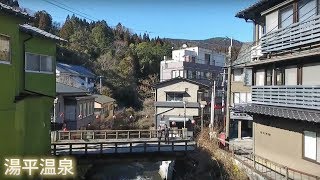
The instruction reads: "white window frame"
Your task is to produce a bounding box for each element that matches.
[25,52,54,74]
[0,34,11,64]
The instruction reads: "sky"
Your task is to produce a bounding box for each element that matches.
[19,0,256,42]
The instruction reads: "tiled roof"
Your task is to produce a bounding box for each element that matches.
[94,94,115,104]
[57,63,95,78]
[56,82,88,94]
[19,24,67,42]
[239,104,320,124]
[236,0,285,20]
[0,2,33,19]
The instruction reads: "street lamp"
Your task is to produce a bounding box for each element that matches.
[200,104,205,132]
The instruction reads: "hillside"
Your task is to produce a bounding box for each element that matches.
[165,37,243,60]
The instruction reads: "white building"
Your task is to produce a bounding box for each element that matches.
[160,45,225,84]
[56,63,95,92]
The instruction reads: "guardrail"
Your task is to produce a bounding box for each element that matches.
[54,129,185,141]
[252,85,320,110]
[212,136,320,180]
[51,139,196,156]
[261,14,320,53]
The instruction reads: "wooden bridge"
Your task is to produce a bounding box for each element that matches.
[51,129,196,157]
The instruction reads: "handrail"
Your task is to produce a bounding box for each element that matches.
[211,136,320,180]
[54,129,185,141]
[51,139,195,156]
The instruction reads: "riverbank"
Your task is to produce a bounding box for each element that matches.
[172,130,248,180]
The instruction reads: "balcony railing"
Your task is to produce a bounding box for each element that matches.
[261,15,320,53]
[251,44,263,59]
[252,86,320,110]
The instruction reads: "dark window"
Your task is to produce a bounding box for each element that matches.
[298,0,317,22]
[275,68,284,85]
[205,54,211,65]
[166,92,183,102]
[279,4,294,28]
[266,69,273,85]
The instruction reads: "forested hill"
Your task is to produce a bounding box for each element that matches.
[2,0,243,108]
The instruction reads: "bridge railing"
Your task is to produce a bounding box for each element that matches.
[55,129,184,141]
[51,139,195,156]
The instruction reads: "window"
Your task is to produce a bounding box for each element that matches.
[205,72,211,79]
[299,0,317,22]
[255,69,265,86]
[303,131,318,161]
[302,63,320,85]
[196,71,201,79]
[266,69,273,85]
[87,102,90,116]
[233,92,250,105]
[187,70,193,79]
[233,69,243,82]
[244,68,253,86]
[25,53,53,73]
[266,11,278,33]
[83,103,87,117]
[285,66,297,85]
[200,72,204,79]
[166,92,183,102]
[275,68,284,85]
[279,5,294,29]
[205,54,211,65]
[0,35,10,63]
[79,104,83,118]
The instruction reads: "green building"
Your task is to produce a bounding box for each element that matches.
[0,3,65,178]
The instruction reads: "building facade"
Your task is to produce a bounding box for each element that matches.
[94,94,116,122]
[0,2,65,174]
[55,83,95,130]
[236,0,320,176]
[160,46,225,84]
[56,62,95,92]
[154,77,210,129]
[229,43,253,139]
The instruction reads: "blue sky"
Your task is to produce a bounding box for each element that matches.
[19,0,256,42]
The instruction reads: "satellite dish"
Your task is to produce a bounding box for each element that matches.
[182,44,188,48]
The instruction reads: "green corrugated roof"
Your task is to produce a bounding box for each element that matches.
[94,94,115,104]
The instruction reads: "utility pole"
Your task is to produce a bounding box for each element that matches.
[210,80,216,128]
[183,101,187,128]
[99,76,103,94]
[225,37,233,139]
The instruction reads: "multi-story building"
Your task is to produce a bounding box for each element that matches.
[236,0,320,176]
[154,77,211,130]
[0,2,65,168]
[160,45,225,84]
[229,43,253,139]
[56,62,96,92]
[55,82,95,130]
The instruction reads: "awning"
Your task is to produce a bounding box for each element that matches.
[169,117,190,122]
[241,104,320,123]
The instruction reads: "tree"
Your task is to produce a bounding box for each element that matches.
[59,15,74,40]
[34,10,53,32]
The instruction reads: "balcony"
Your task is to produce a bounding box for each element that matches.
[251,44,263,59]
[261,15,320,54]
[251,86,320,110]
